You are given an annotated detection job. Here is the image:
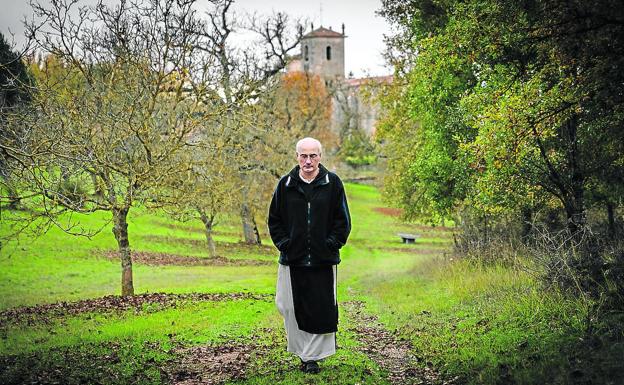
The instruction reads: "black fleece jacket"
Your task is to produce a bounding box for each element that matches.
[268,164,351,266]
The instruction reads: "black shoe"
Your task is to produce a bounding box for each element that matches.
[300,360,320,374]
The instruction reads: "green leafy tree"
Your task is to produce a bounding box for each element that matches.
[379,0,624,235]
[454,0,624,234]
[377,3,476,223]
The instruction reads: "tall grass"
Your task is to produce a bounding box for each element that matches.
[361,254,623,384]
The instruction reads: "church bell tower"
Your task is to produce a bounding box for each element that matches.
[301,23,346,81]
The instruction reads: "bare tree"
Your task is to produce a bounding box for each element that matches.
[195,0,304,244]
[161,130,239,258]
[6,0,223,296]
[0,32,35,215]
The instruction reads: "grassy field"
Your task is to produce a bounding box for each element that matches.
[1,183,618,384]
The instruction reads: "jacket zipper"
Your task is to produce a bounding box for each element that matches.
[306,201,311,265]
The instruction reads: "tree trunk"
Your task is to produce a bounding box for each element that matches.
[565,115,586,237]
[1,168,20,209]
[200,211,217,258]
[5,182,20,210]
[483,214,489,244]
[241,202,260,244]
[91,173,104,203]
[521,208,533,243]
[240,185,260,244]
[607,201,616,238]
[252,215,262,245]
[563,195,586,237]
[112,206,134,296]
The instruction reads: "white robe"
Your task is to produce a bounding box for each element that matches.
[275,264,337,362]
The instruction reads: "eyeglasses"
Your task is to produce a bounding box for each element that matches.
[298,153,319,161]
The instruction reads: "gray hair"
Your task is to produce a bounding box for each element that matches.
[295,137,323,155]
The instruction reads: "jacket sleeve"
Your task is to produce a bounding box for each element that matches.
[327,178,351,250]
[268,179,290,251]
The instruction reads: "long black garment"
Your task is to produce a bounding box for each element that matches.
[289,265,338,334]
[286,174,339,334]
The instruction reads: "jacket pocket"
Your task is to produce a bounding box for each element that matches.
[277,238,290,252]
[325,236,339,251]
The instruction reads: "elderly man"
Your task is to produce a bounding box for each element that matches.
[268,137,351,374]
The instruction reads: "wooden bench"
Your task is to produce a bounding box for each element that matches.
[398,233,420,244]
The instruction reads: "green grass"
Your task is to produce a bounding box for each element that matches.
[2,182,619,384]
[1,299,275,355]
[359,256,619,384]
[0,206,277,309]
[0,297,279,384]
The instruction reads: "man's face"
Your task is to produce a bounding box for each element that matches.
[297,141,321,176]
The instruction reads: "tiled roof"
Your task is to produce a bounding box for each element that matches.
[345,75,394,87]
[302,27,344,38]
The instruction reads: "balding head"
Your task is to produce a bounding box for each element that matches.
[296,137,323,179]
[296,137,322,156]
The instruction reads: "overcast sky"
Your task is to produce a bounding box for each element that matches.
[1,0,393,78]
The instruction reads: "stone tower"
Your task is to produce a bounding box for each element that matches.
[285,23,391,138]
[300,24,346,81]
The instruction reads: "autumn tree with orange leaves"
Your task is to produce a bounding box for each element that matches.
[274,71,335,152]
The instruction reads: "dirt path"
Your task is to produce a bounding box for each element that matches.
[166,338,261,385]
[167,300,458,385]
[344,300,452,385]
[165,300,457,385]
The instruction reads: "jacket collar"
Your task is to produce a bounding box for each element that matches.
[285,164,330,188]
